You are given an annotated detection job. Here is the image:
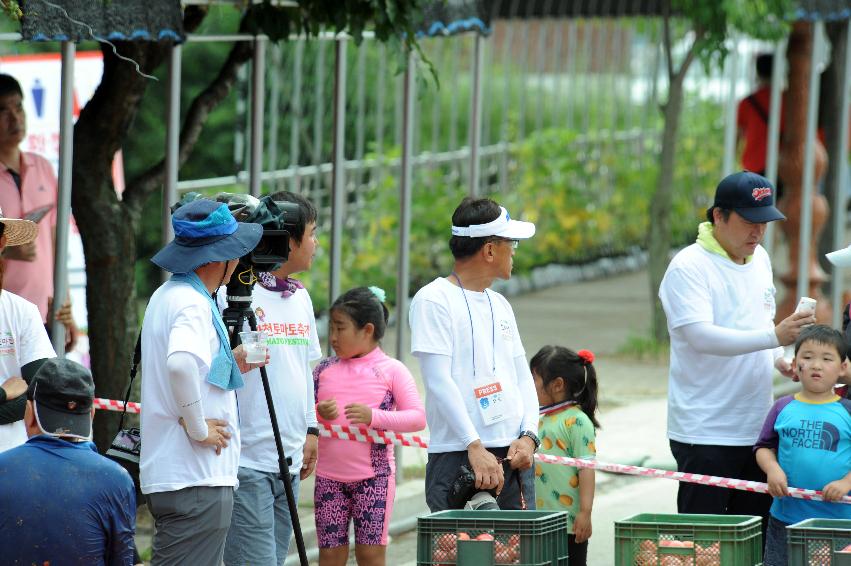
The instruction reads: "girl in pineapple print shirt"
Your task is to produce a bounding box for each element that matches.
[313,286,426,566]
[531,345,600,566]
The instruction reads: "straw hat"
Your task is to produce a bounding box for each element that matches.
[0,207,37,246]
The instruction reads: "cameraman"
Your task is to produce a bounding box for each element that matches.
[409,197,540,511]
[140,199,266,566]
[224,191,322,566]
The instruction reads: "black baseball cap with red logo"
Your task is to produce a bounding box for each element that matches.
[26,358,95,440]
[707,171,786,223]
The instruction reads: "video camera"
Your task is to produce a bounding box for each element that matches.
[172,192,302,300]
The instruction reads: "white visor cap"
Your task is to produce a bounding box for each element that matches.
[451,206,536,239]
[827,245,851,267]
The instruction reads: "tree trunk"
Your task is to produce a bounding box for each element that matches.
[648,61,691,343]
[72,42,169,452]
[776,22,830,323]
[818,21,849,279]
[70,7,247,451]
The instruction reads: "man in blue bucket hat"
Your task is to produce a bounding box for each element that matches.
[140,198,266,565]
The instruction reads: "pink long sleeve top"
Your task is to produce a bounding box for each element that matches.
[313,347,426,482]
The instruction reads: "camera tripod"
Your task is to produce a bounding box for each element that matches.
[222,295,308,566]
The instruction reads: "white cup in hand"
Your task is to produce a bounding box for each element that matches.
[795,297,816,326]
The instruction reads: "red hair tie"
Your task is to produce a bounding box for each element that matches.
[577,349,595,364]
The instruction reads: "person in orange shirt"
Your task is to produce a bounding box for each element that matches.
[0,74,77,351]
[737,54,778,179]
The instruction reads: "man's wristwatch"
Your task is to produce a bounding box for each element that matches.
[306,426,319,437]
[518,430,540,452]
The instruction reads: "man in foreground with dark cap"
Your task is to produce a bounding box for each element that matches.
[659,171,815,530]
[0,357,136,563]
[140,198,265,565]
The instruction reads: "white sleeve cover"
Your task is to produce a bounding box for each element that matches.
[679,321,779,357]
[167,351,207,441]
[416,352,480,448]
[514,354,539,435]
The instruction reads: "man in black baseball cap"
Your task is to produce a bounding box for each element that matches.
[706,170,786,224]
[27,357,94,439]
[658,170,814,538]
[0,358,136,563]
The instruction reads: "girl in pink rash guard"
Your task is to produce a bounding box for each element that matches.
[313,286,426,566]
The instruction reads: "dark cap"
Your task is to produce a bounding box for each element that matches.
[26,358,95,440]
[708,171,786,223]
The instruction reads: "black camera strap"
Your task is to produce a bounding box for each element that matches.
[117,334,142,432]
[496,457,527,510]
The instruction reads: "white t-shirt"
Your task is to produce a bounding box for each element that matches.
[237,286,321,475]
[410,277,530,452]
[0,291,56,452]
[139,280,240,494]
[659,243,777,446]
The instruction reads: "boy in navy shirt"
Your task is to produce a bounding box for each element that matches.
[755,325,851,566]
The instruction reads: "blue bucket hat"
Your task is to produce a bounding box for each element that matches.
[152,199,263,274]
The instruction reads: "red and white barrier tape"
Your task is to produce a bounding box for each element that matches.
[534,453,851,505]
[93,397,851,504]
[94,398,141,414]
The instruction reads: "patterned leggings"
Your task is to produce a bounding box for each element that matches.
[314,474,395,548]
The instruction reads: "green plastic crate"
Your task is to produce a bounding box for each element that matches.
[614,513,763,565]
[787,518,851,566]
[416,510,569,566]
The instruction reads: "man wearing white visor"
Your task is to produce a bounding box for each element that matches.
[410,197,540,511]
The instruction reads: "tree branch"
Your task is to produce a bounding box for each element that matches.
[124,27,253,213]
[673,29,704,86]
[662,0,674,80]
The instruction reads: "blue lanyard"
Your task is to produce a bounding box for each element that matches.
[451,272,496,378]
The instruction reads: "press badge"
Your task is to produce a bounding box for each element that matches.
[473,379,509,425]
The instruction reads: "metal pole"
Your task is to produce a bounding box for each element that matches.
[796,21,825,302]
[162,44,182,283]
[395,51,416,485]
[831,20,851,328]
[565,18,577,130]
[721,35,740,176]
[234,66,247,171]
[535,9,550,134]
[249,37,266,197]
[763,37,787,258]
[470,34,484,197]
[448,37,461,150]
[518,16,531,139]
[500,13,516,192]
[267,43,281,186]
[50,41,75,355]
[329,38,347,347]
[289,40,304,193]
[376,43,386,156]
[313,40,326,199]
[354,43,367,195]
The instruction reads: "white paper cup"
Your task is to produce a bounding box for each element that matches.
[795,297,817,315]
[239,331,267,363]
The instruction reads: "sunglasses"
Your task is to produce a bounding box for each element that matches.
[489,237,519,249]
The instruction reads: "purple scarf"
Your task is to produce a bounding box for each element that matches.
[257,271,304,298]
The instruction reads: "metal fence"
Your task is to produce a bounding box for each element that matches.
[163,8,786,363]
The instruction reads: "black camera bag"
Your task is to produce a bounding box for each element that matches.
[105,335,142,499]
